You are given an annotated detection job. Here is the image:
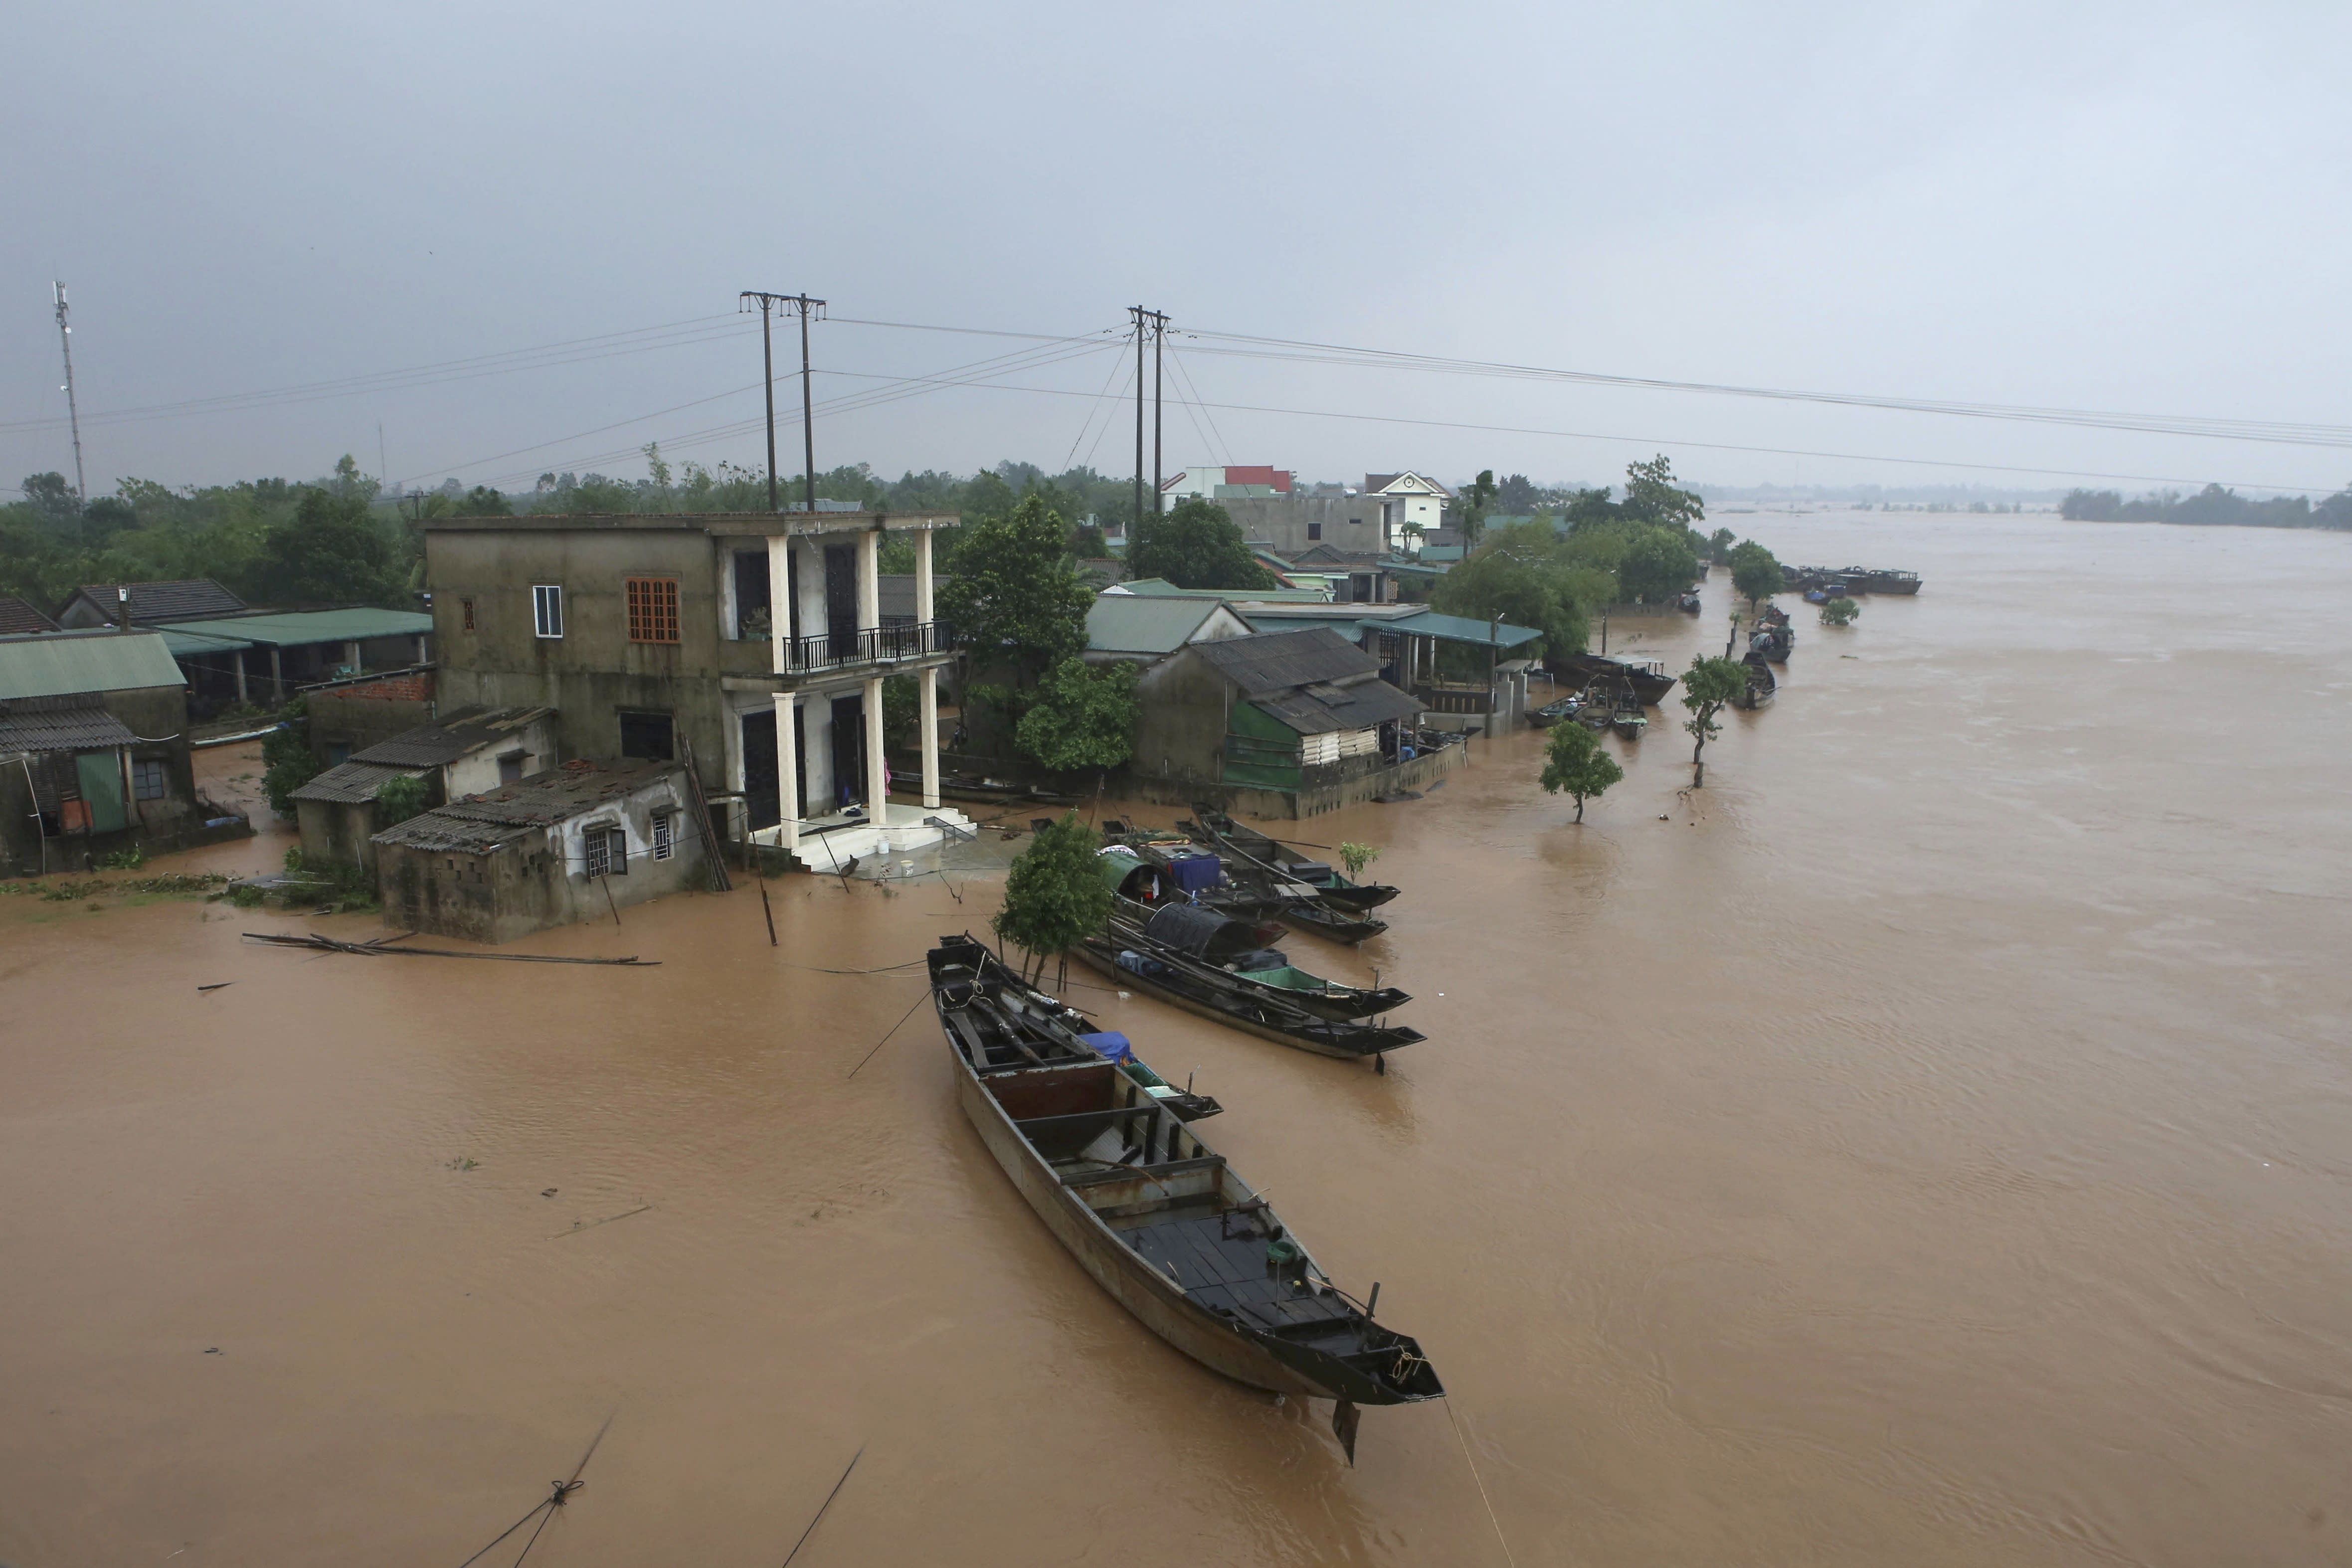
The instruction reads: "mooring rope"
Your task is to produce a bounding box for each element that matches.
[1445,1399,1519,1568]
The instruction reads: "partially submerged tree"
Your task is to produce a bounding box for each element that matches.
[1680,655,1749,787]
[1539,721,1624,823]
[1126,497,1273,590]
[1707,526,1737,565]
[938,494,1092,689]
[1616,526,1701,603]
[992,812,1112,982]
[1338,841,1381,880]
[260,697,321,816]
[1729,539,1784,612]
[1819,596,1860,627]
[1016,658,1138,772]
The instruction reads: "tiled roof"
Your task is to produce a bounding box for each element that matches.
[0,695,142,754]
[1190,628,1380,694]
[289,760,426,805]
[354,705,551,768]
[372,759,683,854]
[0,597,58,635]
[70,579,247,623]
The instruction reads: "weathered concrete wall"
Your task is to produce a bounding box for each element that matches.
[296,797,381,871]
[1130,648,1233,795]
[1215,496,1378,558]
[1127,738,1469,820]
[308,672,435,764]
[442,714,558,799]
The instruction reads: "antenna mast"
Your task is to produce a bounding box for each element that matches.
[53,282,87,509]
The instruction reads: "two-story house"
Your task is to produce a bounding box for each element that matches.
[420,510,960,866]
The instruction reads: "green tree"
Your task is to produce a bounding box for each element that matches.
[1016,657,1138,772]
[260,697,321,815]
[1707,526,1737,564]
[1430,520,1608,657]
[1616,526,1701,603]
[1820,596,1860,627]
[455,486,512,517]
[1458,469,1498,549]
[1127,497,1273,590]
[1539,721,1623,823]
[1621,454,1705,529]
[375,772,430,828]
[1729,539,1784,611]
[992,812,1112,981]
[251,486,399,605]
[937,494,1092,688]
[1680,655,1749,787]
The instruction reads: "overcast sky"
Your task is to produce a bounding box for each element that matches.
[6,1,2347,502]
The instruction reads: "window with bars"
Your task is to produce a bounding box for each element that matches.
[132,759,168,800]
[626,577,680,643]
[651,812,674,862]
[461,597,476,632]
[583,824,628,878]
[533,584,563,638]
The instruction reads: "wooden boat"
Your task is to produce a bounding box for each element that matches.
[1838,566,1921,595]
[1101,834,1289,923]
[1610,692,1648,739]
[1736,650,1777,710]
[1073,910,1424,1061]
[1184,808,1399,913]
[1748,616,1794,664]
[1555,653,1676,706]
[930,773,1080,810]
[1676,588,1702,613]
[932,935,1444,1428]
[1278,902,1391,945]
[1528,694,1583,728]
[1106,899,1411,1022]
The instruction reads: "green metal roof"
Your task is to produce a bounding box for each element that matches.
[153,608,432,648]
[1227,609,1378,644]
[1386,609,1544,649]
[1118,577,1332,604]
[1087,595,1239,655]
[0,630,188,699]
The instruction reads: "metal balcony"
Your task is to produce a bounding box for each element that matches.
[777,619,953,676]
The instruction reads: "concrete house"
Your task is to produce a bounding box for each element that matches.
[1128,627,1452,817]
[420,510,965,873]
[1361,473,1452,554]
[0,630,231,874]
[289,704,557,871]
[372,758,704,944]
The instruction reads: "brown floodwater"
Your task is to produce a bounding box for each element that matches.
[5,511,2350,1566]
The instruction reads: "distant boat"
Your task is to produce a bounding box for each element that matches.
[930,935,1442,1423]
[1838,567,1921,595]
[1610,690,1648,740]
[1184,808,1400,913]
[1554,653,1676,706]
[1736,651,1777,709]
[1676,588,1702,613]
[1528,694,1583,727]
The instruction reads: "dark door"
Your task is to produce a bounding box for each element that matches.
[742,710,778,829]
[830,694,865,810]
[732,550,771,641]
[618,711,675,761]
[824,544,857,657]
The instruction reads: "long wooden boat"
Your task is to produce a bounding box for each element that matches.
[1736,650,1777,710]
[931,935,1444,1424]
[1108,898,1411,1022]
[1555,652,1676,706]
[1145,828,1390,945]
[1838,566,1922,595]
[1073,915,1425,1062]
[1183,808,1399,913]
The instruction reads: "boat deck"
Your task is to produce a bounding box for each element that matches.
[1117,1204,1362,1343]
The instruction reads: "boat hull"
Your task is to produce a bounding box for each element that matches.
[1557,654,1677,706]
[953,1064,1344,1397]
[1072,941,1417,1060]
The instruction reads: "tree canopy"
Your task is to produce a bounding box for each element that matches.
[1016,657,1138,772]
[1729,539,1784,609]
[937,494,1091,685]
[1429,520,1610,658]
[992,812,1112,979]
[250,485,403,605]
[1680,655,1749,786]
[1539,721,1624,823]
[1616,527,1701,603]
[1127,497,1274,590]
[1621,455,1706,530]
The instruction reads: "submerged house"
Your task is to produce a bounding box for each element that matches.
[1129,627,1452,817]
[371,757,704,943]
[289,704,556,871]
[0,630,236,874]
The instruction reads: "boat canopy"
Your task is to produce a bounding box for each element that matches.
[1097,847,1152,895]
[1142,901,1259,961]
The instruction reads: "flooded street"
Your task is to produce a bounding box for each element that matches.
[5,511,2350,1566]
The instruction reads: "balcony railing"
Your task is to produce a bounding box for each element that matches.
[778,619,953,676]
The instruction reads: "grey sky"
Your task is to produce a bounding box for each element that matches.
[7,1,2347,501]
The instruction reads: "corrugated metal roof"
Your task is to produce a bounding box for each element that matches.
[354,705,551,768]
[372,759,682,854]
[1114,578,1333,604]
[153,607,433,647]
[1250,681,1421,736]
[0,597,59,635]
[0,631,188,699]
[69,579,247,623]
[1385,609,1543,649]
[289,759,426,804]
[0,697,141,753]
[1086,596,1224,655]
[1190,628,1380,694]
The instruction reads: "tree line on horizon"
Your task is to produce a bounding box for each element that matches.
[2060,483,2352,530]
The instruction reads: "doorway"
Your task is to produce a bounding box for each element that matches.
[824,544,857,658]
[829,694,865,811]
[741,710,777,830]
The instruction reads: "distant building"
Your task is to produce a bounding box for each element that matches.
[372,758,705,943]
[160,608,435,715]
[290,704,557,871]
[0,630,243,874]
[1158,465,1295,508]
[1158,469,1453,558]
[54,579,247,629]
[0,597,60,636]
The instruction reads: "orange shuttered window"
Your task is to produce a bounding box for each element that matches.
[626,577,680,644]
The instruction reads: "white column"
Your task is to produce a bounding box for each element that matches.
[914,527,934,623]
[773,693,799,855]
[414,634,427,664]
[863,676,888,825]
[919,666,941,811]
[856,528,880,632]
[766,534,791,674]
[234,648,249,704]
[345,640,362,674]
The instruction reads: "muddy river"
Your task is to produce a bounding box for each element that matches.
[4,511,2349,1566]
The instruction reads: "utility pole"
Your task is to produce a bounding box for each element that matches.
[739,291,786,512]
[1129,307,1146,530]
[52,282,86,513]
[1127,307,1168,525]
[788,294,825,514]
[1146,310,1168,516]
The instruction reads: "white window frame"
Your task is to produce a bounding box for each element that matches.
[651,812,674,862]
[533,583,564,639]
[583,826,611,878]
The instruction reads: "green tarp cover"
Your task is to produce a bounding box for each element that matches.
[76,751,127,832]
